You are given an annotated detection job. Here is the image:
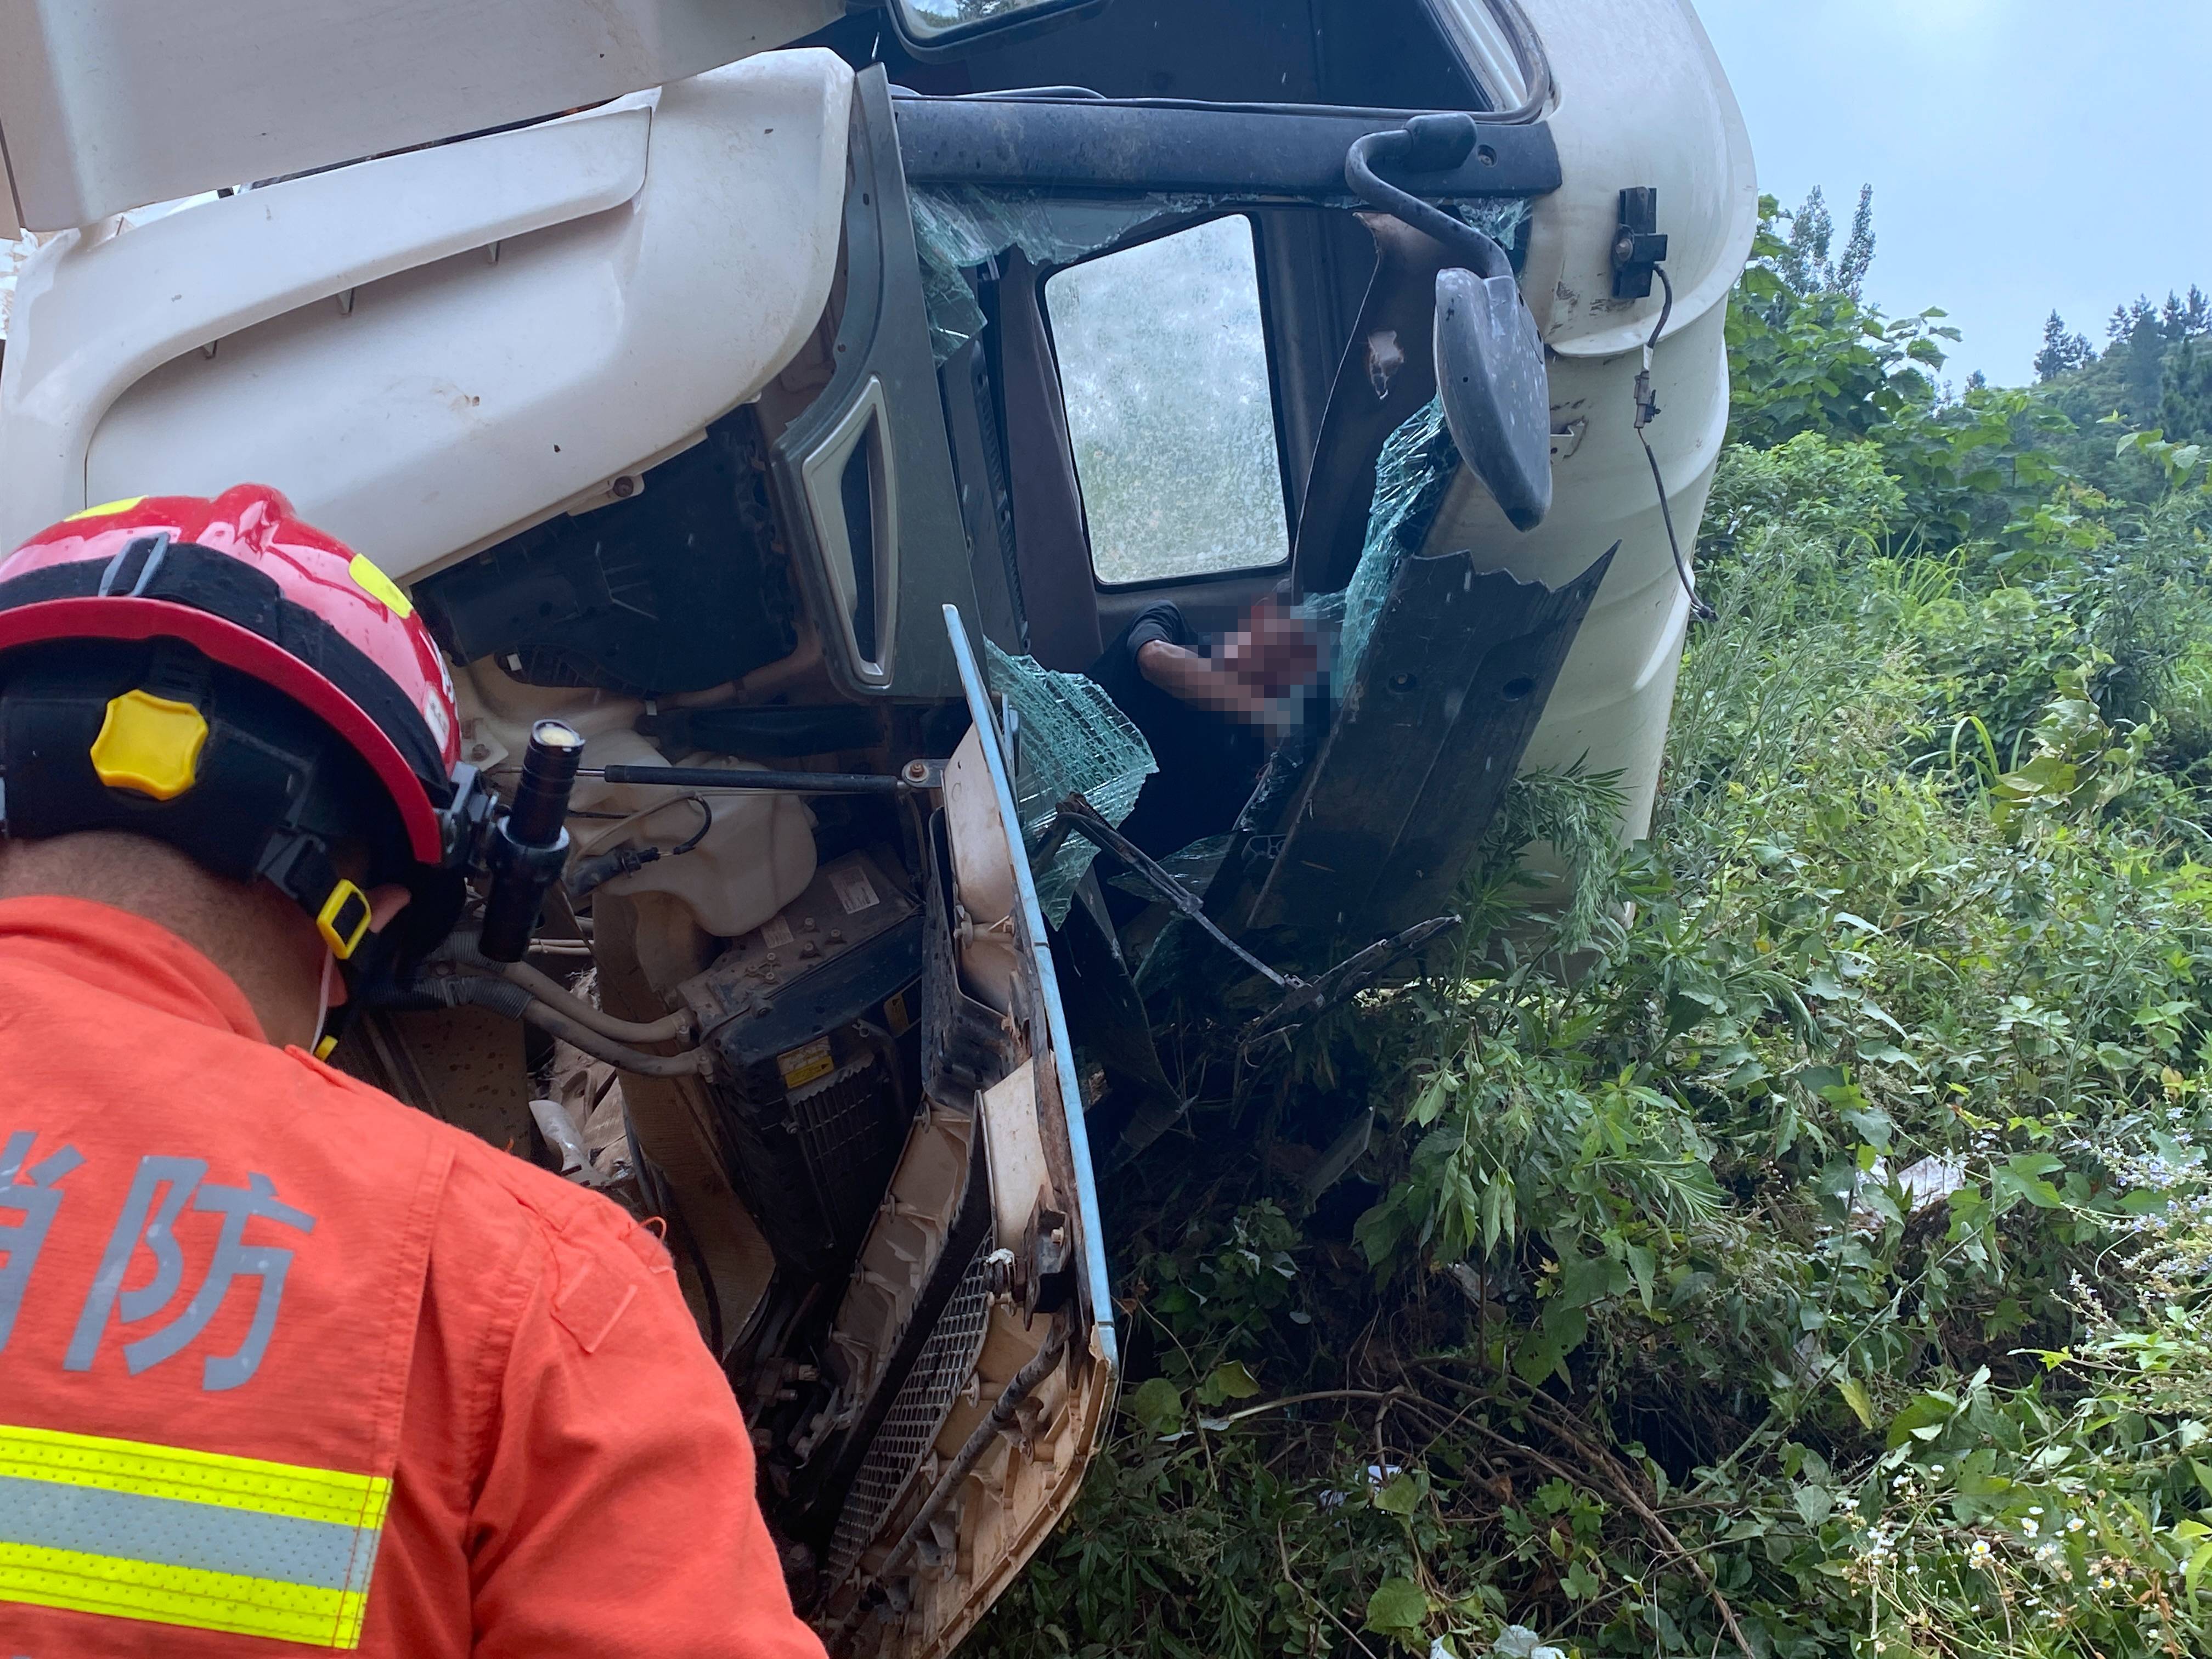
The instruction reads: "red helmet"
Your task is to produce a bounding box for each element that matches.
[0,486,471,960]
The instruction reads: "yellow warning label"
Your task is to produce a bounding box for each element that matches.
[347,553,414,619]
[65,496,146,521]
[882,991,912,1036]
[776,1037,834,1091]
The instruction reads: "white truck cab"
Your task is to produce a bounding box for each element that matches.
[0,2,1753,1651]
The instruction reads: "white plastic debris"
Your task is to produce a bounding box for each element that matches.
[1491,1626,1565,1659]
[529,1097,589,1175]
[1849,1154,1969,1227]
[1895,1155,1968,1210]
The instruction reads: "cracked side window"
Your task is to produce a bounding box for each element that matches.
[1045,216,1290,587]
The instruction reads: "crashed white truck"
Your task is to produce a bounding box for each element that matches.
[0,0,1753,1650]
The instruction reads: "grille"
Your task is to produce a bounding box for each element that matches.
[791,1058,901,1251]
[827,1233,996,1585]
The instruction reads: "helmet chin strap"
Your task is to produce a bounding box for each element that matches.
[313,947,338,1053]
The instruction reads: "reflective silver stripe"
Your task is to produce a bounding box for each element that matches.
[0,1474,375,1594]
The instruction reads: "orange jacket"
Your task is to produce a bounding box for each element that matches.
[0,896,828,1659]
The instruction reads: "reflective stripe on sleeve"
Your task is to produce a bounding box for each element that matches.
[0,1425,386,1647]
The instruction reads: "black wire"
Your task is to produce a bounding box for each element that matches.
[1636,267,1716,625]
[570,793,714,841]
[1639,429,1714,625]
[669,796,713,857]
[1646,262,1675,353]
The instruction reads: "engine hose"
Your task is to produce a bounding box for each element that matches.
[436,975,711,1077]
[496,958,695,1046]
[517,1003,710,1078]
[832,1323,1069,1635]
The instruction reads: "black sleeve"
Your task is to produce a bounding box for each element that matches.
[1122,602,1193,662]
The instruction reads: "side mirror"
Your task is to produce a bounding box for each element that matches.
[1434,266,1552,532]
[887,0,1110,61]
[1344,115,1551,533]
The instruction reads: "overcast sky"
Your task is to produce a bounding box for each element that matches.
[1693,0,2212,387]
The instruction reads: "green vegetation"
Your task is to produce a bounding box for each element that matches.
[969,194,2212,1658]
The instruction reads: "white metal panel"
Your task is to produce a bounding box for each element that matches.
[1515,0,1758,359]
[1426,0,1756,849]
[0,50,855,582]
[0,0,843,230]
[0,103,653,546]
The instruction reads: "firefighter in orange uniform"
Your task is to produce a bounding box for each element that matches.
[0,488,828,1657]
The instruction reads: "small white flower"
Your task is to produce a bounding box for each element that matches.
[2029,1506,2044,1516]
[2021,1517,2040,1537]
[2067,1517,2085,1532]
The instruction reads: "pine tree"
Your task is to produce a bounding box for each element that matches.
[2163,340,2212,443]
[1835,185,1876,300]
[1776,187,1833,297]
[2155,289,2212,341]
[1775,184,1877,299]
[2125,307,2166,420]
[2037,312,2072,380]
[2183,285,2212,338]
[2035,311,2094,381]
[2109,297,2156,343]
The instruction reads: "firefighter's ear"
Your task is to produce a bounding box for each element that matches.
[365,884,411,935]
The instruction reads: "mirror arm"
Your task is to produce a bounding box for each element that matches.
[1344,117,1513,280]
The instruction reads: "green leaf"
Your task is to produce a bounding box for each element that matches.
[1374,1471,1421,1515]
[1886,1390,1959,1449]
[1412,1071,1453,1127]
[1625,1242,1657,1311]
[1562,1560,1605,1599]
[1993,1153,2065,1212]
[1558,1252,1621,1310]
[1514,1304,1589,1385]
[1793,1485,1835,1526]
[1835,1375,1875,1430]
[1126,1377,1183,1437]
[1363,1575,1431,1641]
[2187,1539,2212,1597]
[1211,1359,1261,1400]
